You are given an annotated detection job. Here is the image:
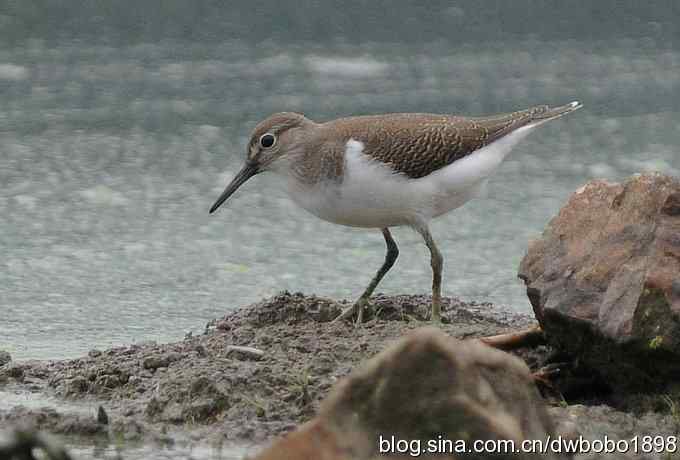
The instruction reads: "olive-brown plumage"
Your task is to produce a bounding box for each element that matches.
[315,104,573,179]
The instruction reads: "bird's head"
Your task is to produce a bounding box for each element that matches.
[209,112,312,213]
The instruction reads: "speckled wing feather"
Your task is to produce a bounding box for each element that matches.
[328,103,580,179]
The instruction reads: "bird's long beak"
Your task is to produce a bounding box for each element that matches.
[209,162,259,214]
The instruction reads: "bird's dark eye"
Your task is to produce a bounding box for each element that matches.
[259,133,276,148]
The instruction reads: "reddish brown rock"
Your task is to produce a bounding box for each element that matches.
[253,327,567,460]
[519,173,680,393]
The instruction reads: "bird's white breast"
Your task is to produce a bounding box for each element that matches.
[285,125,538,228]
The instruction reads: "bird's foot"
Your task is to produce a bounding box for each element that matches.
[332,297,368,327]
[531,363,564,395]
[430,300,442,323]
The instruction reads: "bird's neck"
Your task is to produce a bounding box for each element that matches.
[268,124,343,187]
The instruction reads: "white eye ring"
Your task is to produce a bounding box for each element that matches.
[259,133,276,149]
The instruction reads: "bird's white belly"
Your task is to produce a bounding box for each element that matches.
[287,177,448,228]
[285,128,536,228]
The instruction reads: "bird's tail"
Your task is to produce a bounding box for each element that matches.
[483,100,583,142]
[530,101,583,122]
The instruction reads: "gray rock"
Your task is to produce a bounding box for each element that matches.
[142,352,182,370]
[0,351,11,367]
[519,173,680,393]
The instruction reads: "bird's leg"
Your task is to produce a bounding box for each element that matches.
[334,228,399,325]
[415,223,443,322]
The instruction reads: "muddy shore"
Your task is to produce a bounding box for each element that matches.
[1,293,678,459]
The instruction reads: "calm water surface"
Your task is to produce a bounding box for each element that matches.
[1,39,679,363]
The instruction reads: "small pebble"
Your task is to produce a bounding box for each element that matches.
[226,345,265,361]
[97,405,109,425]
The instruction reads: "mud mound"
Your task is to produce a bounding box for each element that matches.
[2,293,533,442]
